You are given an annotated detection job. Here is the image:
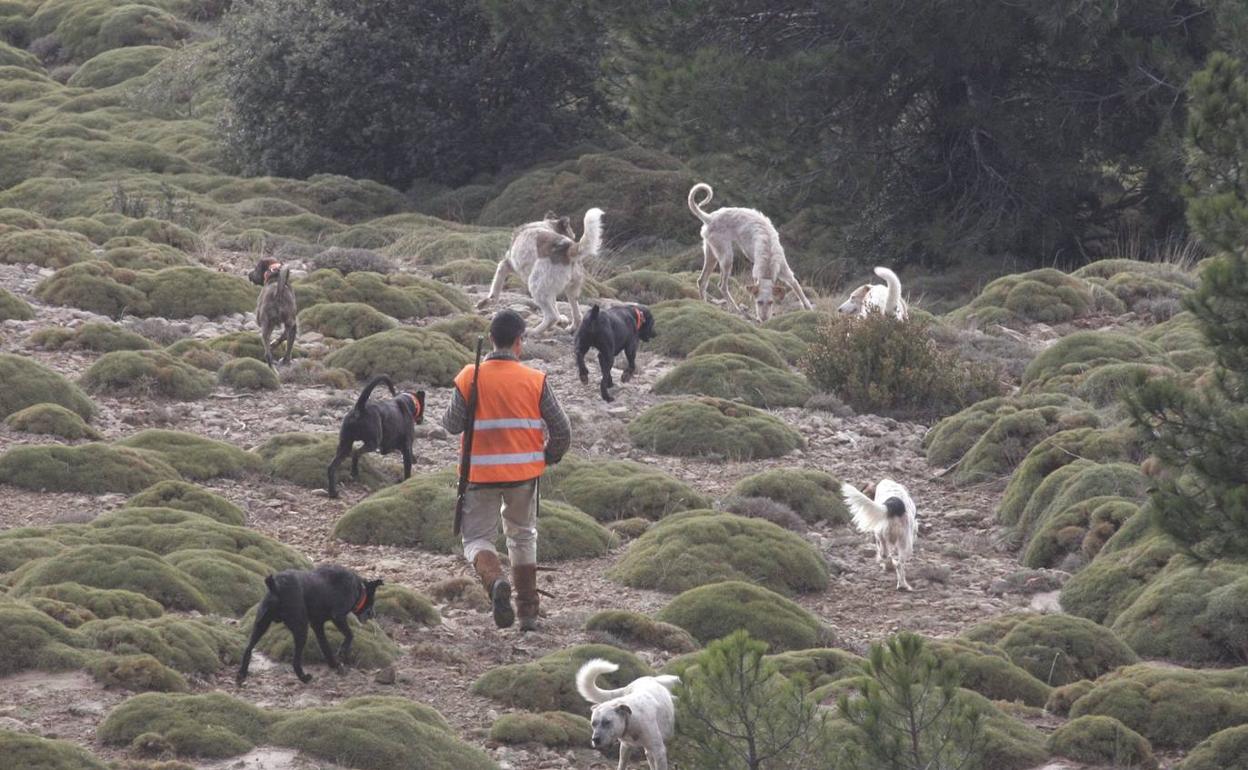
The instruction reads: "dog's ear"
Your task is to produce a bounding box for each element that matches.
[559,216,573,236]
[774,284,788,301]
[366,578,384,590]
[746,283,760,297]
[543,210,558,221]
[615,704,632,717]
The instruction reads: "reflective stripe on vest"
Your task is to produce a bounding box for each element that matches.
[454,359,547,483]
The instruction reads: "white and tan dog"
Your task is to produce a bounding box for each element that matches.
[478,208,604,335]
[577,658,679,770]
[688,183,813,322]
[837,266,909,319]
[841,479,918,591]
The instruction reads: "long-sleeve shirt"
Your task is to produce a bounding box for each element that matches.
[442,350,572,473]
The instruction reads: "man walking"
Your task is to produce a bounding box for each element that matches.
[443,310,571,631]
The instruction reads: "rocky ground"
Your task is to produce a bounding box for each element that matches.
[0,256,1078,769]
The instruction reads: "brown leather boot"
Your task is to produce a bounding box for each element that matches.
[472,551,514,628]
[513,564,539,632]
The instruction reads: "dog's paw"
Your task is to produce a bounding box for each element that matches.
[235,674,248,686]
[601,392,614,403]
[621,370,634,383]
[475,298,491,310]
[298,672,313,684]
[578,370,589,385]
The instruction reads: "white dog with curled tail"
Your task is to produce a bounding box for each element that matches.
[841,479,918,591]
[577,658,680,770]
[837,266,909,319]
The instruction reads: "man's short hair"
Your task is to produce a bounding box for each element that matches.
[489,310,526,348]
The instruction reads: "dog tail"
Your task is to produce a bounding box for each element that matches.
[570,207,604,261]
[873,267,903,317]
[584,304,600,329]
[354,375,396,414]
[688,183,713,224]
[842,483,892,536]
[654,674,680,692]
[577,659,628,704]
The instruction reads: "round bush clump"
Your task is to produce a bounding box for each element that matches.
[0,729,108,770]
[297,302,397,339]
[430,258,500,285]
[427,313,490,350]
[0,444,179,493]
[472,644,651,715]
[530,501,618,561]
[1022,496,1139,570]
[657,581,831,652]
[1109,562,1248,665]
[295,269,469,319]
[0,353,96,420]
[629,398,803,461]
[82,350,216,400]
[648,300,760,357]
[250,611,398,669]
[654,353,813,408]
[1046,679,1096,716]
[218,357,280,390]
[325,328,472,386]
[12,544,209,612]
[0,287,33,320]
[99,692,270,759]
[490,711,591,749]
[134,267,257,319]
[730,468,847,524]
[541,455,710,521]
[81,616,243,676]
[1013,461,1147,545]
[998,426,1137,527]
[125,481,246,526]
[0,228,93,268]
[1059,524,1180,626]
[5,402,101,440]
[1179,725,1248,770]
[994,614,1137,687]
[87,653,189,693]
[925,639,1053,707]
[0,536,65,573]
[611,510,827,595]
[923,393,1087,470]
[34,262,149,318]
[115,430,257,481]
[605,270,699,305]
[762,310,826,345]
[689,333,788,368]
[258,432,389,491]
[585,610,698,653]
[373,584,441,628]
[35,322,156,353]
[27,583,163,620]
[947,268,1101,327]
[1022,331,1168,393]
[1048,715,1157,769]
[164,550,269,615]
[0,598,91,676]
[67,45,170,88]
[310,246,397,275]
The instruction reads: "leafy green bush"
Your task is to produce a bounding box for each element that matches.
[489,711,591,749]
[0,444,179,493]
[1179,725,1248,770]
[605,269,700,304]
[657,580,831,651]
[1021,330,1170,393]
[0,598,90,676]
[34,261,148,318]
[297,301,396,339]
[26,582,163,620]
[217,357,279,390]
[373,584,440,628]
[115,430,257,480]
[610,510,828,595]
[530,501,618,561]
[295,269,468,319]
[585,609,699,653]
[11,543,209,612]
[125,481,245,526]
[472,644,651,714]
[28,597,95,628]
[99,692,271,758]
[803,312,1002,419]
[1047,715,1157,769]
[689,332,788,368]
[947,268,1103,327]
[68,45,170,88]
[325,328,471,386]
[0,729,108,770]
[4,402,101,440]
[258,432,389,491]
[0,286,32,320]
[654,353,813,408]
[541,454,710,521]
[628,397,803,460]
[0,353,95,419]
[730,468,846,524]
[0,228,93,268]
[103,239,190,270]
[82,350,215,400]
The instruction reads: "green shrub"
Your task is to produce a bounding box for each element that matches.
[998,425,1138,527]
[762,310,827,344]
[762,648,865,692]
[297,301,396,339]
[1070,664,1248,749]
[802,313,1003,419]
[1179,724,1248,770]
[0,536,66,573]
[0,41,41,71]
[647,300,759,357]
[81,616,242,675]
[373,584,440,628]
[1047,679,1096,716]
[689,332,788,368]
[87,653,189,693]
[34,261,148,318]
[628,397,803,460]
[82,350,216,400]
[0,286,32,320]
[947,268,1101,326]
[0,598,90,676]
[610,510,827,595]
[125,481,245,526]
[4,402,101,440]
[68,45,170,88]
[925,639,1053,707]
[12,543,209,612]
[939,398,1099,484]
[541,454,710,521]
[427,313,490,350]
[217,357,279,390]
[605,269,699,304]
[472,644,651,714]
[163,339,228,371]
[0,353,95,419]
[730,468,846,524]
[103,240,190,270]
[654,353,813,408]
[333,469,458,550]
[991,613,1138,687]
[310,246,397,274]
[0,228,93,268]
[430,258,499,285]
[657,580,831,652]
[295,269,469,319]
[1110,560,1248,664]
[1047,715,1157,769]
[37,322,156,353]
[1059,523,1181,625]
[257,432,389,491]
[489,711,591,749]
[1022,496,1139,569]
[163,550,268,615]
[244,608,399,669]
[0,443,179,493]
[325,328,472,386]
[531,501,618,561]
[585,609,699,653]
[133,267,256,319]
[1022,330,1169,393]
[115,429,257,480]
[27,596,96,628]
[0,729,108,770]
[99,692,270,758]
[1014,461,1147,543]
[27,582,163,620]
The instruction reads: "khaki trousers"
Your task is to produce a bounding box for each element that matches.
[460,480,537,566]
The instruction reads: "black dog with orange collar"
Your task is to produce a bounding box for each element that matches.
[327,374,425,498]
[575,303,657,402]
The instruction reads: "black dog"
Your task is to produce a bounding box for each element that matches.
[236,564,382,685]
[327,374,425,498]
[575,304,657,402]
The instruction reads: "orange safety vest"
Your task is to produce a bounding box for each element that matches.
[454,359,547,483]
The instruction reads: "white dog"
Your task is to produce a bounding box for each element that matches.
[687,183,813,322]
[841,479,918,591]
[837,266,909,319]
[577,658,679,770]
[478,208,604,335]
